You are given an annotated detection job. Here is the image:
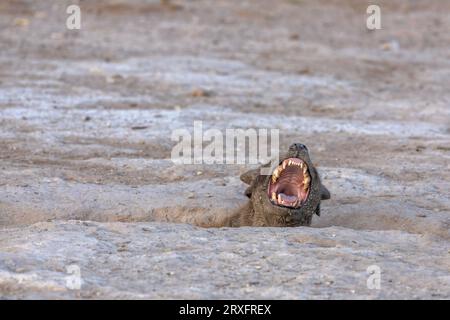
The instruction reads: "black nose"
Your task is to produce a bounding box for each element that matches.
[289,143,308,151]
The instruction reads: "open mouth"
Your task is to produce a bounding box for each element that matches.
[267,158,310,208]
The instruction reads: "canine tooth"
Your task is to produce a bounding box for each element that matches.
[272,167,281,181]
[288,160,292,166]
[282,161,287,169]
[276,166,282,176]
[303,165,307,173]
[277,194,282,203]
[272,192,276,201]
[304,176,310,189]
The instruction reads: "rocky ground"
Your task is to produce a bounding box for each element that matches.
[0,0,449,299]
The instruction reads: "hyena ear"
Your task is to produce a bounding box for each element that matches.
[240,168,260,185]
[320,184,331,200]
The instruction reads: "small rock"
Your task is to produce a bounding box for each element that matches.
[88,66,105,76]
[416,145,426,152]
[380,40,400,52]
[297,68,310,75]
[106,74,124,84]
[187,192,195,199]
[13,18,29,27]
[191,88,213,97]
[131,126,148,130]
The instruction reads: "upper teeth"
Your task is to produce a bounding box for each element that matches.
[271,159,309,185]
[274,160,306,176]
[279,159,304,170]
[284,159,302,167]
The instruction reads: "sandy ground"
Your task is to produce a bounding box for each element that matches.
[0,0,449,299]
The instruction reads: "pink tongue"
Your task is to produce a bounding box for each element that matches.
[279,193,298,203]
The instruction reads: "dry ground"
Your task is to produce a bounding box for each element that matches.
[0,0,449,299]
